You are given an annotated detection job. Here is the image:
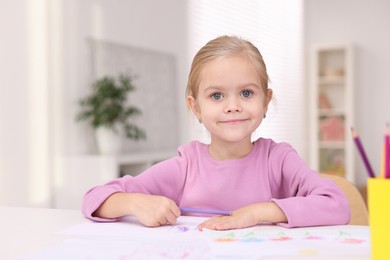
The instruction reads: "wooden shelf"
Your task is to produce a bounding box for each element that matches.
[319,109,346,117]
[319,141,345,149]
[318,76,345,85]
[309,44,355,183]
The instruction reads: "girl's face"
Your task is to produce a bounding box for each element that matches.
[188,54,272,145]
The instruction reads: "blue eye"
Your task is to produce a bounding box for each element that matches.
[211,92,223,100]
[241,90,253,98]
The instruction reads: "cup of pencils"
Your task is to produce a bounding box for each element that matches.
[368,178,390,260]
[352,125,390,260]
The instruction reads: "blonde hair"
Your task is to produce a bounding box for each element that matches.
[186,35,269,99]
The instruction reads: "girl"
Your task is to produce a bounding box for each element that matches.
[82,35,350,230]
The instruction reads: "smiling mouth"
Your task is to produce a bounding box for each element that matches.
[220,119,248,124]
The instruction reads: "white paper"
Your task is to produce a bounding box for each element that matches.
[23,217,370,259]
[60,216,206,240]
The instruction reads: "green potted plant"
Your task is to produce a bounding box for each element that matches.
[76,73,145,154]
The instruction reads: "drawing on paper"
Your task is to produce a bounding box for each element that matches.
[205,227,369,245]
[168,224,198,233]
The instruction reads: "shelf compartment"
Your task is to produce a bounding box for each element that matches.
[318,85,346,111]
[319,148,346,177]
[318,115,345,142]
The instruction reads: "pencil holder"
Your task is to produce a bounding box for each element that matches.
[368,178,390,260]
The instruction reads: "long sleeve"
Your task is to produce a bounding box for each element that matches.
[81,153,188,222]
[268,143,351,227]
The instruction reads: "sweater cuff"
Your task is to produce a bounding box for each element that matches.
[82,189,121,222]
[270,198,294,228]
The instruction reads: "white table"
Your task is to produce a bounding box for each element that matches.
[0,207,89,259]
[0,207,371,259]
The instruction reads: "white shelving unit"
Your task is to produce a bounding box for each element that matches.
[54,150,176,209]
[309,44,355,183]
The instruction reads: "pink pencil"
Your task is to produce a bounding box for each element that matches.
[380,143,385,178]
[385,124,390,178]
[351,127,376,178]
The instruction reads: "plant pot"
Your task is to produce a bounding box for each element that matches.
[95,126,123,155]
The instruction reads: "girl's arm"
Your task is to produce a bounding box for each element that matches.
[268,143,350,228]
[81,153,188,224]
[93,192,181,227]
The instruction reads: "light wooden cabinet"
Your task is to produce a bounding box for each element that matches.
[309,44,355,183]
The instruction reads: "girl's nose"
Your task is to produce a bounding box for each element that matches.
[224,97,242,113]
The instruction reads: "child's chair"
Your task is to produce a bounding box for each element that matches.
[319,173,368,226]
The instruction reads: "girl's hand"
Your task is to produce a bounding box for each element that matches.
[197,206,259,231]
[129,193,181,227]
[197,202,287,231]
[93,193,181,227]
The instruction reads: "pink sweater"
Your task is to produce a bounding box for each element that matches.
[82,138,350,228]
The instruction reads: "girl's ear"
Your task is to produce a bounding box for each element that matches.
[187,96,202,120]
[263,88,273,112]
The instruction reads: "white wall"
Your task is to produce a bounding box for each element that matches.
[2,0,387,207]
[0,0,188,207]
[304,0,390,187]
[0,1,31,206]
[58,0,189,156]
